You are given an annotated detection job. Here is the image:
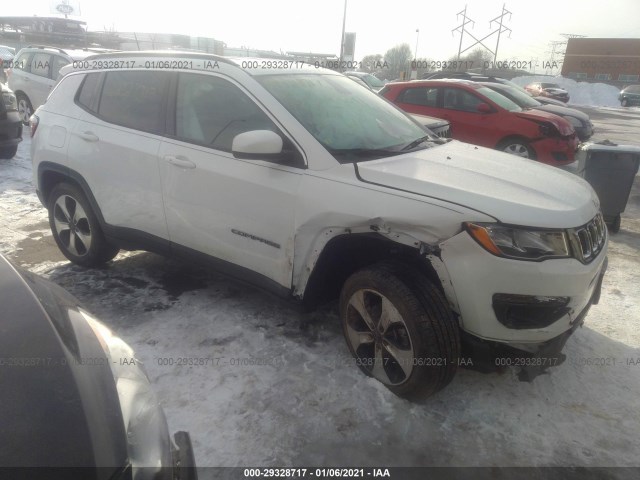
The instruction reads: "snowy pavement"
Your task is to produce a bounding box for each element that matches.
[1,111,640,470]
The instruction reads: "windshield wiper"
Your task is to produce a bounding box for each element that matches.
[402,135,434,151]
[328,147,404,159]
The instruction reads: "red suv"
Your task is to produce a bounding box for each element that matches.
[380,80,578,166]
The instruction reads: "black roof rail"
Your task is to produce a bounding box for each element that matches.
[25,45,67,54]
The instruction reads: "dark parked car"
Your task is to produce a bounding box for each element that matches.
[525,82,570,103]
[481,82,594,141]
[423,72,568,106]
[409,113,451,138]
[619,85,640,107]
[0,82,22,159]
[0,254,196,478]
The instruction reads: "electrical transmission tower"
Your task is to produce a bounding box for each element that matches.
[451,4,512,65]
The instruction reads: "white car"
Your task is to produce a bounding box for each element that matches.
[8,45,114,124]
[30,52,607,400]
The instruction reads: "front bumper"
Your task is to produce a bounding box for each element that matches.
[531,134,579,166]
[440,229,608,345]
[460,257,607,381]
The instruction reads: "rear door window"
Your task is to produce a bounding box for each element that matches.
[398,87,439,107]
[97,71,170,134]
[51,55,70,80]
[31,53,51,78]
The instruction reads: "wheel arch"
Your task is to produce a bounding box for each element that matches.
[38,162,103,219]
[299,231,450,309]
[495,134,532,149]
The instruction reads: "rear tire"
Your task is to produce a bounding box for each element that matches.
[16,93,33,126]
[0,145,18,159]
[48,183,119,267]
[339,262,460,400]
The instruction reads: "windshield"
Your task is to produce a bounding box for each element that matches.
[475,86,522,112]
[488,85,541,108]
[540,83,561,89]
[257,74,434,162]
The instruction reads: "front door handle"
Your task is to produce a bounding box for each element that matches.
[166,155,196,169]
[78,131,99,142]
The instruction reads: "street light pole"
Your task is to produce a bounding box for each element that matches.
[339,0,348,67]
[414,28,420,61]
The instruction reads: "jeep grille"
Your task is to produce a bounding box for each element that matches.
[568,213,606,263]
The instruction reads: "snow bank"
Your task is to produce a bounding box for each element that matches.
[511,75,622,108]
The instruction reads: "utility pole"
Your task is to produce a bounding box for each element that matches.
[490,4,512,62]
[339,0,348,65]
[414,29,420,61]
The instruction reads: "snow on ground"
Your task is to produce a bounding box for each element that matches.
[2,114,640,472]
[511,75,627,109]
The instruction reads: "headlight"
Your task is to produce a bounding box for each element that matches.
[82,311,173,479]
[465,223,570,260]
[565,116,582,128]
[2,92,17,111]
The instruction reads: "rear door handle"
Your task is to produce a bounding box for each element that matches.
[77,131,99,142]
[165,155,196,169]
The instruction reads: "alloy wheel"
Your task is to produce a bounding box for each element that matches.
[344,289,415,385]
[18,98,32,124]
[503,143,531,157]
[53,195,92,256]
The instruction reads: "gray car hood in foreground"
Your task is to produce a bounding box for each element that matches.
[356,140,599,229]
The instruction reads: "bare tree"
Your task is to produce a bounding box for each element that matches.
[384,43,412,80]
[360,54,383,73]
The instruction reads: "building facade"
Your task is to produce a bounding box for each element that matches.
[562,38,640,86]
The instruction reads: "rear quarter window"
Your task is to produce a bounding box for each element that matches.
[76,73,102,113]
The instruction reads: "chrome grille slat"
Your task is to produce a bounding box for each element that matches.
[569,213,606,264]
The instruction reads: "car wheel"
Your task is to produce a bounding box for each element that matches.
[621,98,628,107]
[339,262,460,400]
[498,138,535,159]
[0,145,18,159]
[48,183,119,267]
[16,93,33,126]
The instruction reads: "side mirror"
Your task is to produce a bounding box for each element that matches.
[232,130,283,159]
[477,103,492,113]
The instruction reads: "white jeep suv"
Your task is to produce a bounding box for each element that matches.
[30,52,608,399]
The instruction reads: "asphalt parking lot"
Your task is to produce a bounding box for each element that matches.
[1,107,639,472]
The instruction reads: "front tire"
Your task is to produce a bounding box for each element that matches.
[16,93,33,126]
[339,262,460,400]
[621,98,628,107]
[497,138,535,159]
[48,183,119,267]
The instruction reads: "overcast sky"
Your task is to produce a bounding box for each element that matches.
[5,0,640,63]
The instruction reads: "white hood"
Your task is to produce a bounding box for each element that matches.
[356,141,599,229]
